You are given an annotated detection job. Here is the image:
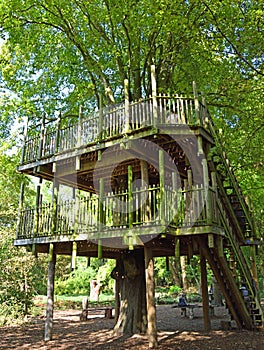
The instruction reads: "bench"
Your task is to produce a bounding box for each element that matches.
[80,306,113,321]
[80,297,113,321]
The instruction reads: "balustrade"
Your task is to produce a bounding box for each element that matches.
[20,95,211,164]
[17,186,220,240]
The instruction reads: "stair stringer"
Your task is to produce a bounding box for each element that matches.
[200,240,253,330]
[216,197,264,329]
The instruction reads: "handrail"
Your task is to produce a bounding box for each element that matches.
[20,95,209,164]
[201,102,255,238]
[216,195,263,321]
[16,186,220,239]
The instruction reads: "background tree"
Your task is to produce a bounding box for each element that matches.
[0,0,263,329]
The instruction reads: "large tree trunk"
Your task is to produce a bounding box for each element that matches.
[113,249,147,335]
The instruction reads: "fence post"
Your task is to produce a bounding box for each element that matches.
[151,65,158,128]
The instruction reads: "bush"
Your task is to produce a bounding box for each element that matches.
[55,267,97,295]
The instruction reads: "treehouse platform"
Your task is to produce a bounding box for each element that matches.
[15,77,263,344]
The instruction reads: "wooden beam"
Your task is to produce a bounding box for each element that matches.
[44,243,56,341]
[200,245,211,331]
[144,246,158,348]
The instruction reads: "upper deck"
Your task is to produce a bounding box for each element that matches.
[18,94,214,183]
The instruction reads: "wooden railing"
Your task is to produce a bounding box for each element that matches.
[17,186,220,240]
[20,95,209,164]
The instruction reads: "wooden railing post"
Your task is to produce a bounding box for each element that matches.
[20,116,29,164]
[77,105,83,148]
[55,112,62,154]
[124,79,130,134]
[16,182,25,239]
[193,81,201,126]
[202,159,212,225]
[51,179,59,236]
[98,94,103,141]
[38,113,46,159]
[33,178,42,240]
[151,65,158,128]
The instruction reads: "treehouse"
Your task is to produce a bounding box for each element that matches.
[15,68,263,346]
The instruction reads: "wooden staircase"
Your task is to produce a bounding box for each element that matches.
[202,109,263,330]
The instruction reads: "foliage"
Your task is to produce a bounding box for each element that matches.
[0,228,47,325]
[0,0,263,324]
[55,258,115,296]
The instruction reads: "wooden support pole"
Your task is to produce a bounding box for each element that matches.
[98,94,103,143]
[250,245,259,293]
[124,79,130,133]
[33,178,42,245]
[38,113,46,159]
[44,243,56,341]
[16,182,25,239]
[77,105,83,147]
[151,65,158,128]
[159,150,165,227]
[202,159,212,225]
[55,112,62,154]
[21,116,29,164]
[98,177,104,259]
[144,246,158,348]
[200,248,211,331]
[128,165,134,249]
[114,259,120,323]
[71,241,77,270]
[51,180,59,235]
[193,81,201,126]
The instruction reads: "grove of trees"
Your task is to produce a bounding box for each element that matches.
[0,0,263,325]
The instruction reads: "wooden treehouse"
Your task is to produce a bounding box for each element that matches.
[15,70,263,346]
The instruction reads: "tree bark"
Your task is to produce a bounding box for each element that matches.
[113,250,147,335]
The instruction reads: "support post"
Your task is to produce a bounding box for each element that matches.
[44,243,56,341]
[51,179,59,235]
[127,165,134,249]
[200,248,211,331]
[144,246,158,348]
[71,241,77,270]
[159,150,166,227]
[21,116,29,164]
[151,65,158,128]
[55,112,62,154]
[202,159,212,225]
[38,113,46,159]
[98,178,104,258]
[193,81,201,126]
[16,182,25,239]
[124,79,130,133]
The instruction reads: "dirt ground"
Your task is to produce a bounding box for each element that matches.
[0,305,263,349]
